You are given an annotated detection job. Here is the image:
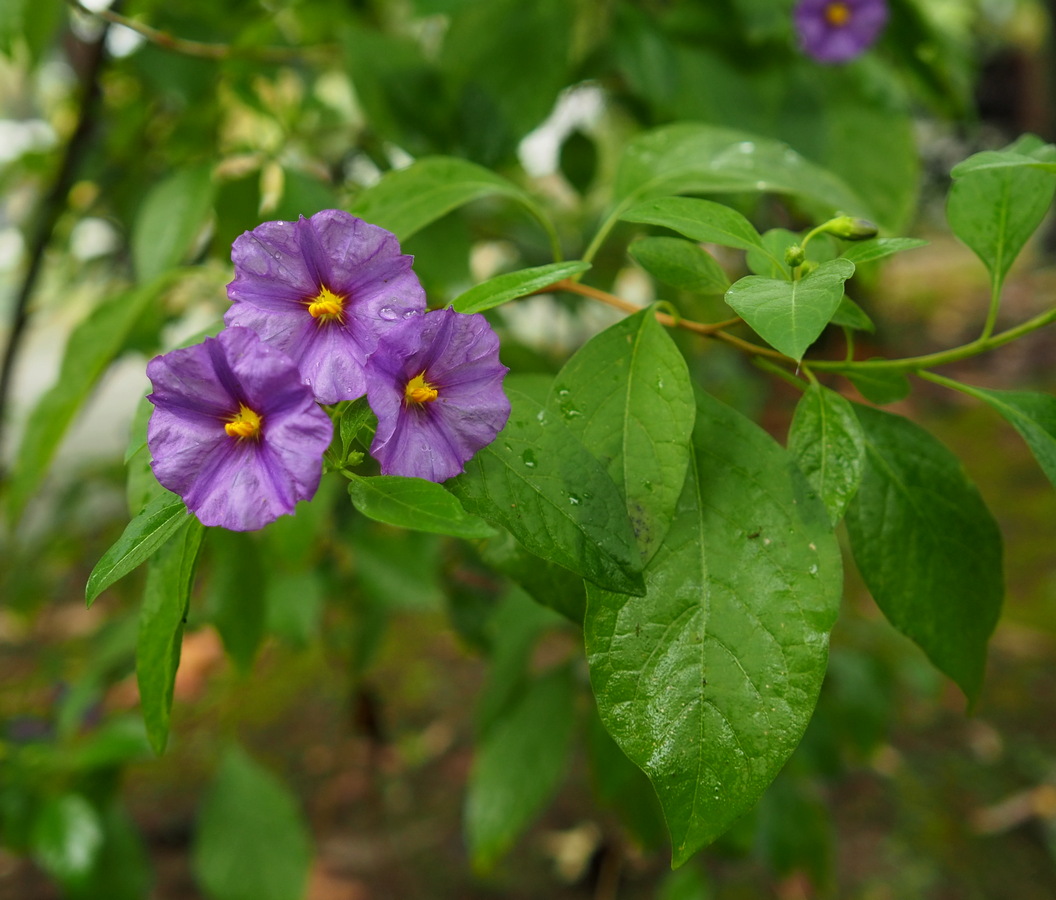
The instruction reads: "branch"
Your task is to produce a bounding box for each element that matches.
[550,278,791,361]
[65,0,339,64]
[0,10,111,481]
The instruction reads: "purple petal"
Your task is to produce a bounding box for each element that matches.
[366,309,510,483]
[147,327,332,531]
[225,210,426,404]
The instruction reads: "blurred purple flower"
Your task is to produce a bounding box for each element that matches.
[225,210,426,404]
[366,308,510,482]
[794,0,888,64]
[147,327,332,531]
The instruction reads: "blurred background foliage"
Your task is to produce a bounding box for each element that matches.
[1,0,1055,897]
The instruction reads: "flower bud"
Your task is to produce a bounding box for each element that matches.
[784,243,806,267]
[822,216,879,241]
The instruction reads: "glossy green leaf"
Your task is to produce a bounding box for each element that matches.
[724,258,855,360]
[948,141,1056,293]
[828,296,875,333]
[450,389,645,596]
[845,367,911,405]
[845,405,1004,704]
[788,384,865,525]
[479,529,586,624]
[137,520,204,755]
[621,197,769,255]
[132,164,214,281]
[347,473,496,538]
[950,147,1056,178]
[465,665,575,870]
[586,390,841,865]
[452,261,591,314]
[350,156,548,242]
[30,794,104,887]
[613,123,869,218]
[86,491,190,607]
[7,276,174,524]
[839,237,928,265]
[629,237,730,294]
[192,745,312,900]
[950,385,1056,490]
[546,306,695,562]
[585,705,667,851]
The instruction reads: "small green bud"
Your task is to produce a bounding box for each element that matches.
[798,259,820,277]
[784,243,806,267]
[822,216,879,241]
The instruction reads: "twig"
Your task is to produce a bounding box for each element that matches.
[0,9,111,481]
[65,0,338,64]
[550,278,791,360]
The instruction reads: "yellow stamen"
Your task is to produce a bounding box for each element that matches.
[307,285,345,322]
[824,2,851,26]
[405,372,439,405]
[225,403,263,440]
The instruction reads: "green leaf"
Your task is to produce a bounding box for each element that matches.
[86,491,190,607]
[206,531,267,673]
[350,156,548,243]
[192,745,312,900]
[452,261,591,314]
[347,474,496,539]
[137,520,204,755]
[621,197,771,257]
[724,258,855,360]
[465,664,575,871]
[479,530,586,624]
[844,367,911,405]
[585,705,667,851]
[586,390,841,865]
[30,794,104,888]
[948,145,1056,293]
[950,147,1056,178]
[948,385,1056,490]
[132,165,215,281]
[839,237,928,265]
[828,296,875,333]
[547,306,696,562]
[787,384,865,525]
[336,397,375,460]
[450,389,645,595]
[845,405,1003,704]
[7,276,175,524]
[629,237,730,294]
[613,123,869,218]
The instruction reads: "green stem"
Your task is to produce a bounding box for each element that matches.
[810,305,1056,373]
[979,278,1002,342]
[582,203,629,267]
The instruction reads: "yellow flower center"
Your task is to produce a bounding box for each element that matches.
[224,403,263,440]
[824,2,851,26]
[404,372,439,405]
[307,285,345,323]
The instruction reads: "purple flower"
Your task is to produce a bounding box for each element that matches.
[794,0,888,64]
[365,308,510,482]
[146,327,333,531]
[225,210,426,404]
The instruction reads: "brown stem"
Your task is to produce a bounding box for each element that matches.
[0,10,112,481]
[65,0,338,63]
[549,278,792,361]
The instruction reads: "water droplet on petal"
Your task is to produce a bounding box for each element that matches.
[378,307,399,321]
[401,308,419,319]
